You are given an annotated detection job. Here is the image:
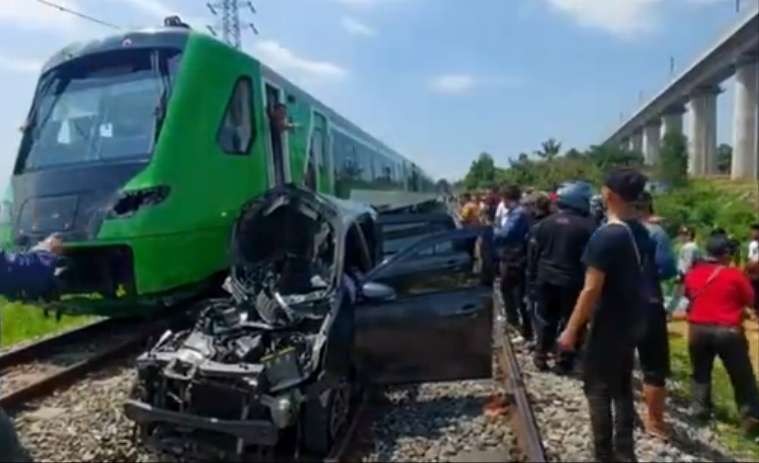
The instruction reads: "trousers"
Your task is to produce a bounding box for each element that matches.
[688,323,759,419]
[500,261,532,339]
[584,361,636,460]
[534,282,581,366]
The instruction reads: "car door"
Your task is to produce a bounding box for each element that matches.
[377,212,457,260]
[353,227,493,385]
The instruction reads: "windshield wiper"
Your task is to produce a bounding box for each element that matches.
[25,76,65,139]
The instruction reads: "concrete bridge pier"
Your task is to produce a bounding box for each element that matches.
[662,105,686,137]
[643,120,661,166]
[732,57,759,180]
[689,86,720,176]
[630,130,643,154]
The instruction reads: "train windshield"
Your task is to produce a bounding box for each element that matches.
[16,48,181,173]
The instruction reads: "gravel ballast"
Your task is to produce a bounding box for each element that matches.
[513,339,742,463]
[14,367,168,463]
[362,381,522,463]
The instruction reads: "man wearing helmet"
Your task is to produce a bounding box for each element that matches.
[529,181,596,373]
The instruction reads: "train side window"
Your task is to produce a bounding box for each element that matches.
[218,77,255,155]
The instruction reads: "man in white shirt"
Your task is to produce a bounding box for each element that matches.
[748,224,759,264]
[677,227,701,276]
[494,190,509,229]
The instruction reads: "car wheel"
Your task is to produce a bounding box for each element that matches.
[301,382,351,455]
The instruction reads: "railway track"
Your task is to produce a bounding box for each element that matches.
[494,287,548,463]
[0,315,183,410]
[321,290,547,463]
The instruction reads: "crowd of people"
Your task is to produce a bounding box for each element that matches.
[458,168,759,462]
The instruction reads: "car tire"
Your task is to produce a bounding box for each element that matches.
[301,382,352,455]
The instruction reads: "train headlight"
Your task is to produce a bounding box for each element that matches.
[109,185,170,219]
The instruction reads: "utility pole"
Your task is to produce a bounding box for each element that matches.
[206,0,257,49]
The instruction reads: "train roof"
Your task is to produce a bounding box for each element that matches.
[41,27,191,75]
[40,26,433,182]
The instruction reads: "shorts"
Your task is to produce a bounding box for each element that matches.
[636,305,670,387]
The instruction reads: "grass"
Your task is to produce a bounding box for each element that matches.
[668,330,759,460]
[0,299,97,348]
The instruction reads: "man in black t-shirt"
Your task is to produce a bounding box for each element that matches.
[558,168,653,462]
[529,181,595,373]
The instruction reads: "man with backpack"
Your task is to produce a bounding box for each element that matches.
[558,168,655,462]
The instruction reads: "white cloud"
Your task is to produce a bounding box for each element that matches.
[0,55,43,74]
[341,16,376,37]
[252,40,348,82]
[545,0,663,38]
[430,74,477,94]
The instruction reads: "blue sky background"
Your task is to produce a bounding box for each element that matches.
[0,0,757,185]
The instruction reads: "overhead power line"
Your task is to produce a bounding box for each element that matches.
[35,0,122,30]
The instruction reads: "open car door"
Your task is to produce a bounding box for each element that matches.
[353,227,494,385]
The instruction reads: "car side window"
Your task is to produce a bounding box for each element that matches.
[371,233,484,297]
[218,77,255,155]
[381,219,455,257]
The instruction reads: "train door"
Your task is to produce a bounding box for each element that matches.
[307,111,331,194]
[264,83,290,187]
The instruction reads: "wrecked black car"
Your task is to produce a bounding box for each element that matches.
[125,186,494,460]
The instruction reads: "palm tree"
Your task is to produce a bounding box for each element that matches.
[536,138,562,160]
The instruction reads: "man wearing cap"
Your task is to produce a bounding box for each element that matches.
[684,235,759,432]
[528,181,595,373]
[558,168,655,462]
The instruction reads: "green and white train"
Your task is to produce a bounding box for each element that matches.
[4,22,434,312]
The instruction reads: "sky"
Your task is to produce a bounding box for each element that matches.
[0,0,757,185]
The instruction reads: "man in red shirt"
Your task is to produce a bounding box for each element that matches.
[684,234,759,431]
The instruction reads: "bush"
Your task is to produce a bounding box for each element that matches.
[654,180,757,245]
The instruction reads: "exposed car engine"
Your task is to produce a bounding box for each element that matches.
[125,187,351,460]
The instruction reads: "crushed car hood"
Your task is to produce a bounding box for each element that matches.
[134,186,376,396]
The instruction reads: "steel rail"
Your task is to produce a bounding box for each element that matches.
[0,317,175,410]
[495,289,548,463]
[0,318,119,370]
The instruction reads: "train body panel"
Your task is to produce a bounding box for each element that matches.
[7,26,435,311]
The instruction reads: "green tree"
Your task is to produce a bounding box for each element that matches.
[585,144,643,170]
[463,152,497,190]
[536,138,562,160]
[717,143,732,175]
[657,132,689,187]
[565,148,583,159]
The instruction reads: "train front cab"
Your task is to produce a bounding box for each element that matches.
[9,29,276,309]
